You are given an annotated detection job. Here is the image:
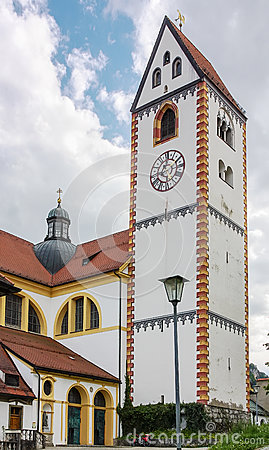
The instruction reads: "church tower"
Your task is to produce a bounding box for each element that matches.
[128,16,249,413]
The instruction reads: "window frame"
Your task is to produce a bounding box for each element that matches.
[55,294,101,337]
[163,51,170,66]
[152,67,161,88]
[153,101,179,147]
[172,57,182,78]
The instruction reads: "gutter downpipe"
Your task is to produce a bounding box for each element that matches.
[34,368,41,432]
[114,270,122,438]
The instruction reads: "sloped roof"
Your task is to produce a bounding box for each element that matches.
[168,19,242,110]
[0,344,35,400]
[0,229,129,287]
[131,16,245,116]
[0,326,118,382]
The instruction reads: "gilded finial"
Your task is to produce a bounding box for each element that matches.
[57,188,63,206]
[175,10,185,31]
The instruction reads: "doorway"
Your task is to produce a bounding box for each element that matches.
[9,406,22,430]
[94,391,106,445]
[67,387,81,445]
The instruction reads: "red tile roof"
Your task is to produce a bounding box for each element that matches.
[169,19,242,112]
[0,326,118,382]
[0,229,129,287]
[0,344,35,400]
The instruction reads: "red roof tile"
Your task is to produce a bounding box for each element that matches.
[0,230,52,285]
[0,229,129,286]
[0,326,118,382]
[53,230,129,285]
[169,19,242,112]
[0,344,35,400]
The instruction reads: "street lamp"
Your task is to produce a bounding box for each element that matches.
[160,275,188,450]
[253,384,260,425]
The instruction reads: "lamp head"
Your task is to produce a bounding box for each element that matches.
[159,275,189,304]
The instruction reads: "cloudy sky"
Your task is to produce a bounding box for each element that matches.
[0,0,268,374]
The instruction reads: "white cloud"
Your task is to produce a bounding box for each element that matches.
[66,48,108,106]
[0,0,128,244]
[107,32,115,45]
[97,86,134,124]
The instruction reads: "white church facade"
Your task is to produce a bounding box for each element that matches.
[0,15,249,446]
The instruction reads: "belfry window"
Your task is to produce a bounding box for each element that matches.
[225,166,233,187]
[217,109,234,148]
[152,68,161,88]
[28,304,41,334]
[172,57,182,78]
[161,108,176,140]
[163,51,170,65]
[5,294,22,329]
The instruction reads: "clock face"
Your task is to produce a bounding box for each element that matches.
[150,150,185,192]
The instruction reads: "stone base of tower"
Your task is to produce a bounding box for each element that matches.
[205,405,251,430]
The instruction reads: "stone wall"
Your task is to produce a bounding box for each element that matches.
[206,405,251,430]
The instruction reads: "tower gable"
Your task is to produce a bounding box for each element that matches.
[132,17,200,111]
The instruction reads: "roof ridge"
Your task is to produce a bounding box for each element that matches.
[167,17,244,114]
[80,228,128,246]
[0,229,33,246]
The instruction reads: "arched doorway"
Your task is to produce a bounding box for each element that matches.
[67,387,81,445]
[94,391,106,445]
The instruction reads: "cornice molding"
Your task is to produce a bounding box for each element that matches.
[136,203,197,230]
[207,83,246,126]
[133,309,245,336]
[208,205,244,236]
[135,203,244,236]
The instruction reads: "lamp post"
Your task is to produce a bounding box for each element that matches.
[160,275,188,450]
[253,384,260,425]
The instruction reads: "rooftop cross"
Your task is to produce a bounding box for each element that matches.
[175,10,185,31]
[57,188,63,205]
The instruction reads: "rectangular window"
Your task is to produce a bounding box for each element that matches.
[55,222,62,237]
[75,298,83,331]
[5,374,19,387]
[5,294,22,328]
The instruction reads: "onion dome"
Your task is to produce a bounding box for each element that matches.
[34,189,76,275]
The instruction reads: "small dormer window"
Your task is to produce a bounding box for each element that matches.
[152,68,161,88]
[163,51,170,65]
[172,57,182,78]
[5,374,19,387]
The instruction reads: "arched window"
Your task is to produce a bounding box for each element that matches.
[218,160,225,180]
[217,109,234,148]
[28,303,41,334]
[55,295,101,337]
[225,166,233,187]
[152,68,161,88]
[153,101,178,146]
[172,57,182,78]
[163,51,170,66]
[68,387,81,404]
[94,391,106,407]
[161,108,176,140]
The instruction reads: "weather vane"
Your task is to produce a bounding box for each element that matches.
[57,187,63,205]
[175,10,185,31]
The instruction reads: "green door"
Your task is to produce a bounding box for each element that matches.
[94,409,105,445]
[68,406,81,444]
